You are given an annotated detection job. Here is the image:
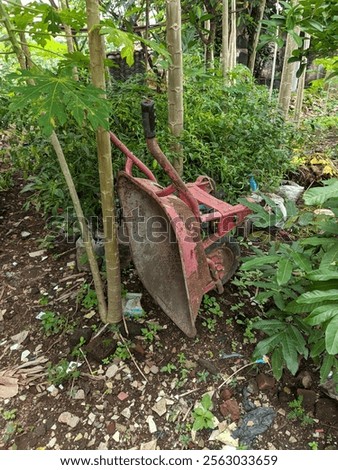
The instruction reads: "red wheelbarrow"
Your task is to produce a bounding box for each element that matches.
[110,100,250,337]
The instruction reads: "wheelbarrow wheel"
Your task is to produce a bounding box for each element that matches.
[206,236,241,286]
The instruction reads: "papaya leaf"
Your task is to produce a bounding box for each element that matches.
[252,319,286,335]
[253,332,284,358]
[320,245,338,268]
[310,338,326,358]
[8,71,111,136]
[288,325,308,358]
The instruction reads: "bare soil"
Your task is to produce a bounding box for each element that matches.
[0,176,337,451]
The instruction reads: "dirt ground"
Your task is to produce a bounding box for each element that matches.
[0,175,337,451]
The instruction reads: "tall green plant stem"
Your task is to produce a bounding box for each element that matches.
[248,0,266,73]
[50,132,108,319]
[86,0,122,324]
[166,0,184,176]
[0,0,109,322]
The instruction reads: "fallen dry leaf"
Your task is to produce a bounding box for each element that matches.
[0,375,19,399]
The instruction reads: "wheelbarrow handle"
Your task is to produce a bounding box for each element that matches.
[141,100,156,139]
[141,100,201,222]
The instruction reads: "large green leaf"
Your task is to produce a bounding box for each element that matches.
[303,179,338,205]
[306,305,338,326]
[320,244,338,268]
[320,354,335,384]
[240,255,280,271]
[318,220,338,235]
[288,325,308,357]
[286,299,336,313]
[310,338,326,358]
[281,333,299,375]
[290,252,312,272]
[253,332,285,358]
[297,289,338,304]
[277,258,293,285]
[308,270,338,281]
[252,319,286,335]
[8,70,111,136]
[326,316,338,355]
[301,237,336,247]
[271,347,283,380]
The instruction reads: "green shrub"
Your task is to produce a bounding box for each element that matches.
[237,179,338,387]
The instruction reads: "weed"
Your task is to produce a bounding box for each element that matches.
[141,323,161,342]
[40,311,67,336]
[287,396,314,426]
[203,295,223,317]
[70,337,86,359]
[202,317,217,332]
[197,370,210,383]
[38,294,49,306]
[2,409,17,421]
[179,433,191,449]
[79,283,98,310]
[160,363,177,374]
[192,394,216,431]
[114,341,132,361]
[177,353,186,365]
[47,359,80,386]
[308,441,319,450]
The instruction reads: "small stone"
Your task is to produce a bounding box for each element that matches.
[140,439,157,450]
[106,422,116,434]
[74,389,85,400]
[277,408,286,416]
[116,423,127,433]
[121,407,131,419]
[220,387,233,401]
[74,433,83,442]
[297,389,318,412]
[98,442,108,450]
[146,415,157,433]
[150,365,159,374]
[289,436,297,443]
[58,412,80,428]
[117,391,129,401]
[215,429,239,447]
[106,364,119,378]
[47,437,56,448]
[219,399,240,421]
[297,370,313,389]
[21,231,31,239]
[144,365,150,375]
[152,398,167,417]
[112,431,120,442]
[268,443,277,450]
[29,250,46,258]
[256,373,276,391]
[285,430,291,436]
[88,412,96,425]
[67,261,76,269]
[247,420,254,427]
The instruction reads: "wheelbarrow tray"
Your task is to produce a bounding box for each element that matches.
[117,171,213,337]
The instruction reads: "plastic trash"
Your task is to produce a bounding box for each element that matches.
[249,175,259,192]
[278,181,304,202]
[122,293,143,318]
[232,407,276,446]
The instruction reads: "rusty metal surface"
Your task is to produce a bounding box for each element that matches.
[117,172,212,337]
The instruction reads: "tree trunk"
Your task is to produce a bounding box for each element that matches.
[221,0,229,77]
[60,0,79,81]
[269,26,279,100]
[166,0,184,176]
[86,0,122,324]
[0,0,26,69]
[229,0,237,69]
[248,0,266,74]
[294,33,311,125]
[278,0,299,117]
[203,18,214,69]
